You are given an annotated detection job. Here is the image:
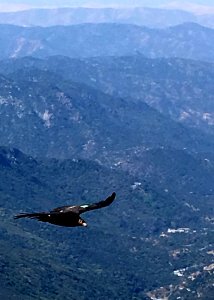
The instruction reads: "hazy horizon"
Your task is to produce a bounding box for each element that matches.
[0,0,214,14]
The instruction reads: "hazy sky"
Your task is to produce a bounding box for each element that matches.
[0,0,214,13]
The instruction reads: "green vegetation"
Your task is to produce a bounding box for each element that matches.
[0,147,213,299]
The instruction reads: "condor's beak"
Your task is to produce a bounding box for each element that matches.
[78,219,88,227]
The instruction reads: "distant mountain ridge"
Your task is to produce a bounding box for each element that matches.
[1,67,213,159]
[0,7,213,29]
[0,23,214,62]
[2,55,214,135]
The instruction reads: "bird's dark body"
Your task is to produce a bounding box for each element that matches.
[28,212,83,227]
[47,212,85,227]
[14,192,116,228]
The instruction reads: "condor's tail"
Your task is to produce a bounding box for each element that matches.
[14,212,49,222]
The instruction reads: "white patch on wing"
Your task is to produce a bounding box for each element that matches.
[80,205,89,208]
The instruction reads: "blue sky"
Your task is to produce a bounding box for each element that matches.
[1,0,213,4]
[0,1,213,13]
[0,0,213,4]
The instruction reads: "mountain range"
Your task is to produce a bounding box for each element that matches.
[0,23,214,62]
[1,55,214,135]
[0,62,213,299]
[0,67,214,160]
[0,7,213,29]
[0,12,213,300]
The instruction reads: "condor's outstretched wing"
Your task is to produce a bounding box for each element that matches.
[78,192,116,214]
[51,192,116,215]
[14,212,49,222]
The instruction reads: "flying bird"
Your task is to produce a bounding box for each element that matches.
[14,192,116,227]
